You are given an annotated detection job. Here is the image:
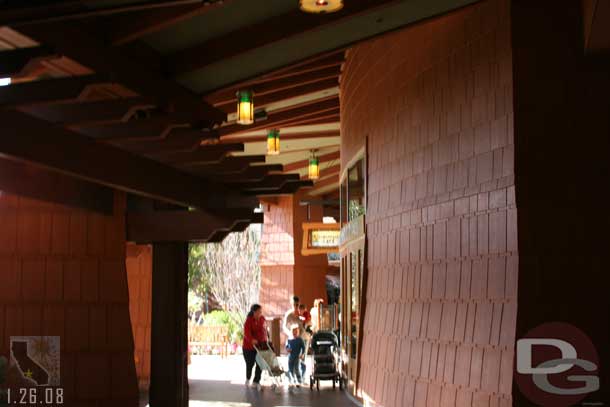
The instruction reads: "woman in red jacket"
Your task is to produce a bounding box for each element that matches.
[242,304,268,389]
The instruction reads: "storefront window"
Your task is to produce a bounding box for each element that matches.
[347,159,365,221]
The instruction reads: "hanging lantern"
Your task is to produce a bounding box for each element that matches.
[236,90,254,125]
[300,0,343,14]
[308,151,320,180]
[266,128,280,155]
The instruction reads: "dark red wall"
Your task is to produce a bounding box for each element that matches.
[0,191,138,406]
[511,0,610,403]
[341,0,516,405]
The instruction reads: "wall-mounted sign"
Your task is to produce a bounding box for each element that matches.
[302,222,340,256]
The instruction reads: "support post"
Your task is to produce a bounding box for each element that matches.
[150,243,189,407]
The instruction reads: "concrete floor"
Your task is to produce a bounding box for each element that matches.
[141,355,357,407]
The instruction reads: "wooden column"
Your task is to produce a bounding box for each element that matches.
[149,243,189,407]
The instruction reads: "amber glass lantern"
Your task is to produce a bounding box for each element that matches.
[266,129,280,155]
[300,0,343,13]
[308,151,320,180]
[236,90,254,125]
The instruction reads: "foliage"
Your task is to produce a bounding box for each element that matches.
[202,310,243,342]
[189,225,261,333]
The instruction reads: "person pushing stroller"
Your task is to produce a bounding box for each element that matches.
[285,324,306,387]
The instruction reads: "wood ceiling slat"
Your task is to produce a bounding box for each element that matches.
[224,131,340,144]
[207,66,341,107]
[202,50,345,101]
[284,150,340,172]
[217,96,339,137]
[231,173,301,190]
[71,115,191,141]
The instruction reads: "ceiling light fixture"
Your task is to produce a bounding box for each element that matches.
[300,0,344,14]
[267,128,280,155]
[236,90,254,125]
[309,150,320,180]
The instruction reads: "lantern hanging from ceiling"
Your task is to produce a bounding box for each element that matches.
[308,151,320,180]
[300,0,344,14]
[267,128,280,155]
[236,90,254,125]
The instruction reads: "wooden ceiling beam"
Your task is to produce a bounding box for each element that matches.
[217,96,339,137]
[0,75,107,107]
[70,114,193,141]
[126,208,262,243]
[206,66,341,107]
[231,174,301,191]
[284,150,341,172]
[108,1,230,46]
[308,174,340,194]
[155,143,245,165]
[0,45,56,77]
[108,128,213,154]
[219,165,284,182]
[248,180,314,196]
[183,156,267,175]
[0,109,237,210]
[166,0,396,75]
[18,23,226,125]
[18,97,155,126]
[223,131,339,144]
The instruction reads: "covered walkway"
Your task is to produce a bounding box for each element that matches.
[140,356,356,407]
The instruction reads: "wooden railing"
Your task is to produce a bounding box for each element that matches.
[188,325,229,358]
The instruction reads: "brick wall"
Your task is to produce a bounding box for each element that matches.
[340,1,516,406]
[125,243,152,391]
[0,191,138,406]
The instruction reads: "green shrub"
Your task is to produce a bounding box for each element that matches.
[202,310,243,343]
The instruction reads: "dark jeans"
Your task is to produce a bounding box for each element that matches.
[288,356,302,382]
[243,349,261,383]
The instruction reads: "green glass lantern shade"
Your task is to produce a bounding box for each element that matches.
[267,129,280,155]
[236,90,254,125]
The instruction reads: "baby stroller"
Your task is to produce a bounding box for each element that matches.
[253,343,285,393]
[309,331,342,391]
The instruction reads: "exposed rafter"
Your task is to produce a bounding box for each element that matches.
[284,150,340,172]
[107,1,230,46]
[108,128,214,154]
[217,96,339,137]
[18,97,155,126]
[0,45,55,77]
[126,208,262,243]
[182,155,267,174]
[17,23,226,125]
[206,66,341,107]
[0,75,108,107]
[0,109,244,210]
[157,143,245,165]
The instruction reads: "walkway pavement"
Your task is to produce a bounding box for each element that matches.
[141,355,357,407]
